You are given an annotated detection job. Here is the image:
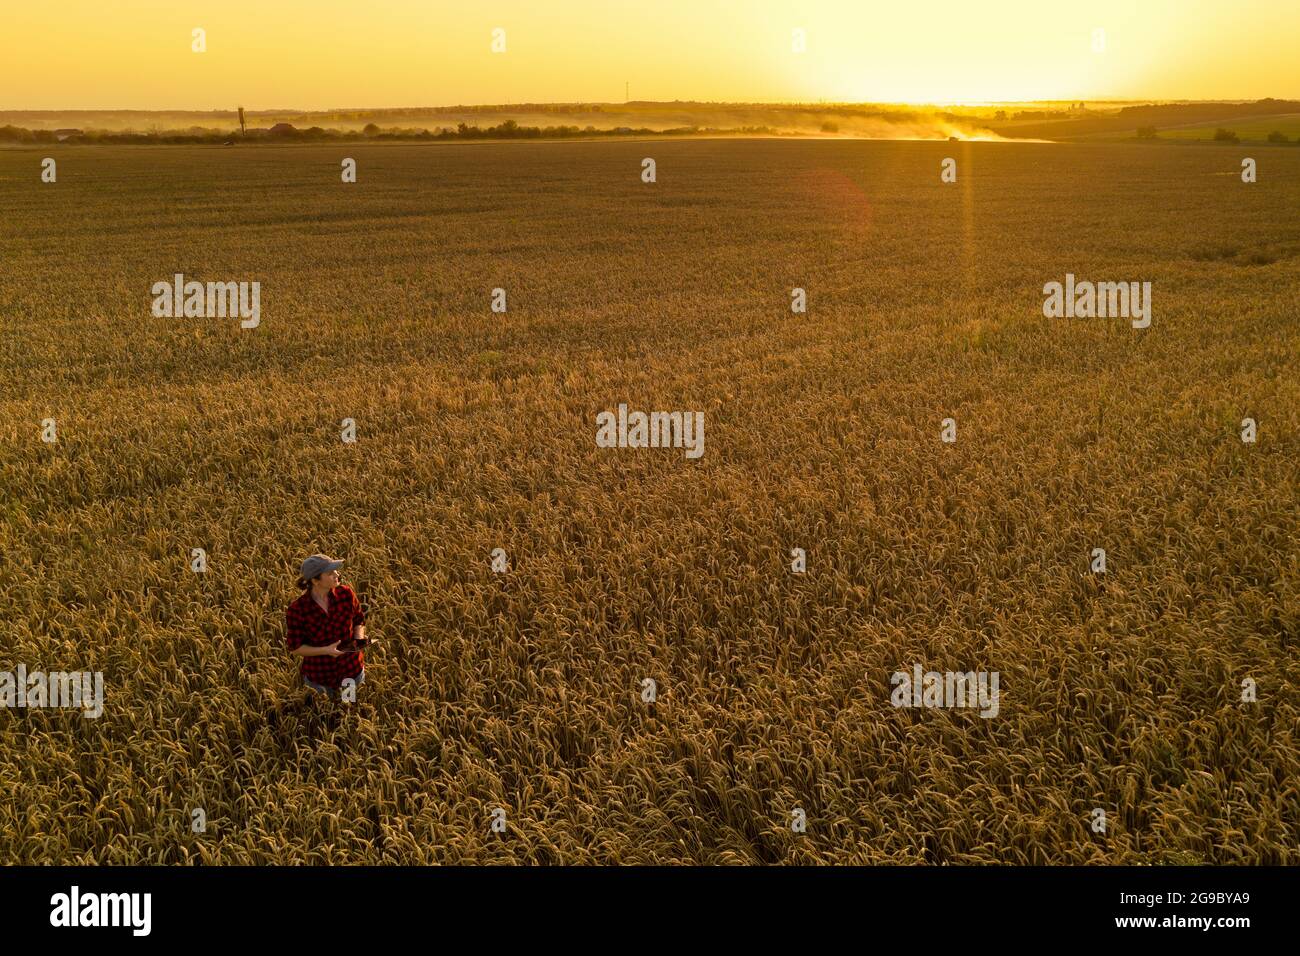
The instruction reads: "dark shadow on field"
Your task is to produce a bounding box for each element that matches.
[252,683,369,749]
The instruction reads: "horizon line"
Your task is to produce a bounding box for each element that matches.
[3,96,1296,114]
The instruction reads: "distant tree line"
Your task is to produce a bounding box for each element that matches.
[1118,98,1300,122]
[0,120,779,145]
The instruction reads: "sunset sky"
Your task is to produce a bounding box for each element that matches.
[2,0,1295,110]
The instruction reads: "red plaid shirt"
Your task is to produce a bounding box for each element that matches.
[285,585,366,689]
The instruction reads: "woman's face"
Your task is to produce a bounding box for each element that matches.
[317,568,341,588]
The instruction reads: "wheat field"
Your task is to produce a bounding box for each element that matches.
[0,139,1296,863]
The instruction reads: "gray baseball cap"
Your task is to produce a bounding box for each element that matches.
[300,553,344,580]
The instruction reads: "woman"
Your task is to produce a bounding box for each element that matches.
[285,553,368,700]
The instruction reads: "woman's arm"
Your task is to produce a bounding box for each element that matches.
[350,589,367,644]
[293,642,343,658]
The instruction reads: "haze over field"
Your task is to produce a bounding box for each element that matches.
[6,99,1300,147]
